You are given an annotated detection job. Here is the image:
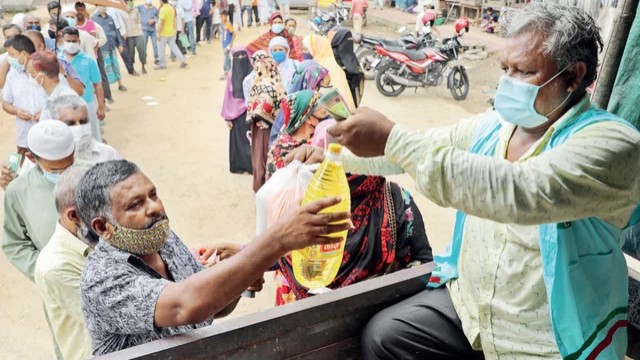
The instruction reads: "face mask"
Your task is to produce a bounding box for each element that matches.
[64,41,81,54]
[64,17,77,27]
[286,27,296,35]
[302,52,313,60]
[146,0,153,4]
[70,123,93,154]
[271,50,287,64]
[48,29,57,39]
[128,1,135,9]
[7,54,25,72]
[494,65,572,128]
[109,219,170,255]
[29,24,42,31]
[169,0,177,5]
[43,171,62,184]
[271,23,284,34]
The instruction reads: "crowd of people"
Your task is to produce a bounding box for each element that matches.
[2,1,640,360]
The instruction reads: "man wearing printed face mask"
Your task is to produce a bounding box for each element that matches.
[1,35,44,159]
[22,14,42,32]
[75,160,350,355]
[2,121,84,282]
[289,3,640,359]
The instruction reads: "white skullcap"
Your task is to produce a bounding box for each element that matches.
[269,36,290,52]
[27,120,75,160]
[11,13,25,25]
[61,6,77,15]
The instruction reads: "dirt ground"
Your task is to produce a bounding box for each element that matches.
[0,11,504,358]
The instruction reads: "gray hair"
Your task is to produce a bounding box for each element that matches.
[46,94,87,120]
[54,166,88,214]
[501,2,603,86]
[76,160,140,229]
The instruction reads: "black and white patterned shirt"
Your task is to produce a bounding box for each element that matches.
[80,231,213,356]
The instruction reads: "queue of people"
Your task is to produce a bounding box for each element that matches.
[2,2,640,360]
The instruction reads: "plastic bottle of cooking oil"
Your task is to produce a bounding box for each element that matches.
[293,143,351,290]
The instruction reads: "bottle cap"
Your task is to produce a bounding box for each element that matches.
[327,143,343,155]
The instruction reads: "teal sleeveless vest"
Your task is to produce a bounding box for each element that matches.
[427,107,640,359]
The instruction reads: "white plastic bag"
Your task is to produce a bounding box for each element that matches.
[255,161,319,235]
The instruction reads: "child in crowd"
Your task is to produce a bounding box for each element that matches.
[220,10,235,80]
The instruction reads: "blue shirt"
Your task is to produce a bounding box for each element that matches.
[137,5,159,32]
[222,23,233,48]
[92,14,123,51]
[62,51,101,104]
[200,0,213,18]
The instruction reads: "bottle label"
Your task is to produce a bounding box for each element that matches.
[321,243,341,253]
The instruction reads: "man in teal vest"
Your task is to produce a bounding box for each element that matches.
[289,3,640,359]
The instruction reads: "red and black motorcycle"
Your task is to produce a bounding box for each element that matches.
[374,18,471,100]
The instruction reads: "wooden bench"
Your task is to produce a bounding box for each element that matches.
[95,259,640,359]
[97,263,434,360]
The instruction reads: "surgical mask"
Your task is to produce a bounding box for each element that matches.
[64,16,77,27]
[29,24,42,31]
[69,123,93,154]
[43,171,62,184]
[7,54,24,72]
[286,26,296,35]
[128,1,135,9]
[110,219,170,255]
[271,23,284,34]
[494,66,572,128]
[271,50,286,64]
[64,41,81,54]
[48,29,56,39]
[146,0,153,4]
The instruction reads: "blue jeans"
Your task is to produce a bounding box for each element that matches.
[142,29,158,62]
[223,48,231,72]
[184,21,196,54]
[241,5,252,26]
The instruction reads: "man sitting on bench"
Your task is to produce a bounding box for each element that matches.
[75,160,350,356]
[289,3,640,358]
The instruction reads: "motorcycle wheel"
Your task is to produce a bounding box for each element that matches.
[449,67,470,101]
[376,61,406,97]
[357,48,378,81]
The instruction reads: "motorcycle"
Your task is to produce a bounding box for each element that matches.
[374,31,470,100]
[310,3,350,36]
[356,26,437,80]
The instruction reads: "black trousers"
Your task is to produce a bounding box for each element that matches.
[252,5,259,24]
[196,16,213,42]
[229,4,236,25]
[362,287,485,360]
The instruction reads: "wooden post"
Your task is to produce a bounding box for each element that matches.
[591,0,639,109]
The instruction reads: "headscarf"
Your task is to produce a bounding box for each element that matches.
[269,36,297,87]
[222,46,253,120]
[282,90,320,135]
[303,34,355,110]
[331,28,365,107]
[246,12,301,60]
[288,60,330,93]
[246,51,286,124]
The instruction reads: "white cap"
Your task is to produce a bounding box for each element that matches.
[27,120,75,161]
[61,6,77,15]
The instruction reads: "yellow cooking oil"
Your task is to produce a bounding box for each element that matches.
[293,143,351,289]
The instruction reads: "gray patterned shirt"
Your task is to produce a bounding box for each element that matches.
[80,231,213,356]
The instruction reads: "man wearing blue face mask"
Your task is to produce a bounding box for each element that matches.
[1,34,45,159]
[290,3,640,359]
[2,120,80,282]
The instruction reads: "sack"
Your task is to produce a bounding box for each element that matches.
[255,161,318,235]
[178,33,190,48]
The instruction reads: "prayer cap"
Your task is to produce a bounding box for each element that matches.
[269,36,289,52]
[27,120,75,160]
